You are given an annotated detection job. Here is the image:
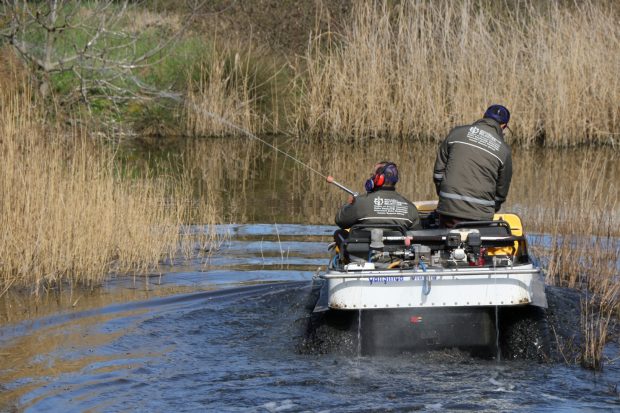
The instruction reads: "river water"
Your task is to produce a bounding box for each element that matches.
[1,139,619,411]
[1,224,619,412]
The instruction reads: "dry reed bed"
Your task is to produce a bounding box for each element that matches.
[295,0,619,146]
[0,63,208,296]
[523,150,619,368]
[182,41,284,137]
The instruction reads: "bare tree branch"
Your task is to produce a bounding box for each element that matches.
[1,0,207,108]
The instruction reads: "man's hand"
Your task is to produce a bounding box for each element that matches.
[347,195,356,205]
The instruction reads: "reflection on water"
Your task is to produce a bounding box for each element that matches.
[178,137,619,233]
[1,225,619,411]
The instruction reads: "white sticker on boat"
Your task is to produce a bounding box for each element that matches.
[410,275,439,281]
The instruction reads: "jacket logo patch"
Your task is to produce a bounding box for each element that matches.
[467,126,501,152]
[373,196,408,216]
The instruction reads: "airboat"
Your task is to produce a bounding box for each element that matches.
[314,198,549,356]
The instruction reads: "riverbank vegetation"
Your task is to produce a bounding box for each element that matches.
[0,53,220,297]
[520,149,618,369]
[1,1,617,145]
[296,1,619,145]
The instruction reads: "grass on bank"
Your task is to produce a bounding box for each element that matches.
[295,0,620,146]
[0,53,220,297]
[181,40,287,137]
[0,1,288,136]
[6,0,618,146]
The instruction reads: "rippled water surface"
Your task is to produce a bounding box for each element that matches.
[1,224,619,412]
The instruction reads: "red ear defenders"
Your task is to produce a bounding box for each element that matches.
[365,162,395,193]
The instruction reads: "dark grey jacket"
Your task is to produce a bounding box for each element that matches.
[335,187,421,230]
[433,118,512,220]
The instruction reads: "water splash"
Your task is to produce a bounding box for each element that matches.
[495,305,501,361]
[357,309,362,358]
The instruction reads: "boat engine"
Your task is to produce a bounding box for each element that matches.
[441,229,484,266]
[362,228,488,268]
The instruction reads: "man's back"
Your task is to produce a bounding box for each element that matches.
[434,117,512,221]
[335,187,421,230]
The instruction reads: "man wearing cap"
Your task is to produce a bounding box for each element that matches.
[433,105,513,228]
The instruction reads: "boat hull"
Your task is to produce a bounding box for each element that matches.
[320,264,547,310]
[359,307,496,354]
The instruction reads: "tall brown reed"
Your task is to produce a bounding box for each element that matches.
[183,42,275,137]
[296,0,620,146]
[506,148,618,369]
[0,53,206,296]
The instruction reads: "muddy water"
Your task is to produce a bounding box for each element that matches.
[1,139,619,411]
[1,224,619,412]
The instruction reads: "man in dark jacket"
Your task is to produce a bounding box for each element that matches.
[433,105,513,228]
[335,161,421,230]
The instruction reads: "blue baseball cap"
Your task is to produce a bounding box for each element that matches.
[484,104,510,124]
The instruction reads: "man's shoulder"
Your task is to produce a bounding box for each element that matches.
[381,190,416,206]
[446,123,473,139]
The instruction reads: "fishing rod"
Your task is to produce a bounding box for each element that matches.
[188,100,358,197]
[150,87,358,197]
[326,176,358,197]
[128,75,359,198]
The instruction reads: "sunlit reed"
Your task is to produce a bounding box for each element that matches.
[295,0,619,146]
[0,53,217,296]
[182,41,274,137]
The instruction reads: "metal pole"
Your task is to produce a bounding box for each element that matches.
[319,267,542,279]
[326,176,358,197]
